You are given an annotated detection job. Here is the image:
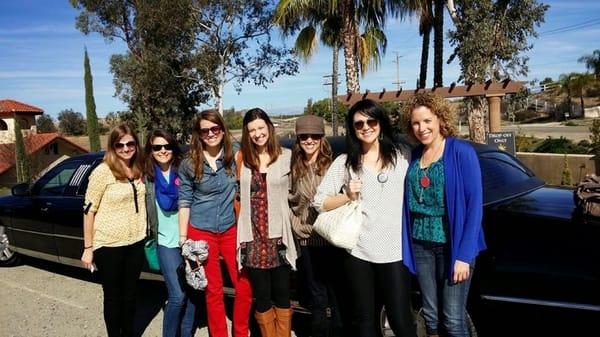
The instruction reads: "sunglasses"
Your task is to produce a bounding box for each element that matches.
[114,141,136,150]
[298,134,323,141]
[199,126,222,138]
[353,119,379,130]
[151,144,173,152]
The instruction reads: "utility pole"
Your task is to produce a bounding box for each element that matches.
[323,72,339,136]
[392,52,406,91]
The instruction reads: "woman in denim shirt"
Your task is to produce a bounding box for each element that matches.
[144,129,197,337]
[178,110,252,337]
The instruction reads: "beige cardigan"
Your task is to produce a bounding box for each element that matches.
[236,148,297,270]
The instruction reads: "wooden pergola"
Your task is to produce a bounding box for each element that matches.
[337,79,526,132]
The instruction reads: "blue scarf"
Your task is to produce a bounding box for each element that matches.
[154,164,179,212]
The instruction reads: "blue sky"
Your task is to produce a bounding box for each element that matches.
[1,0,599,119]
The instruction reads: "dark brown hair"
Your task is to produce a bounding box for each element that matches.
[143,129,183,182]
[345,99,397,172]
[241,108,281,171]
[104,124,143,180]
[188,109,235,178]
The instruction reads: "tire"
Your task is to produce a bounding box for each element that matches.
[0,225,20,267]
[379,306,478,337]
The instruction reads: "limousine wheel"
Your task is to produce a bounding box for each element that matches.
[0,225,19,266]
[379,306,478,337]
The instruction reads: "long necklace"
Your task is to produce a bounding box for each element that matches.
[418,139,444,203]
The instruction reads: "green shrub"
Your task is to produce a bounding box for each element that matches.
[534,136,589,154]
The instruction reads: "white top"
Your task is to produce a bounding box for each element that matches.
[313,149,410,263]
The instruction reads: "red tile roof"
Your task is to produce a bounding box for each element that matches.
[0,133,89,175]
[0,99,44,115]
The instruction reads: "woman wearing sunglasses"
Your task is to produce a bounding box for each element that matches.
[314,100,416,337]
[289,115,347,337]
[81,124,147,337]
[402,93,485,337]
[143,129,197,337]
[237,108,296,337]
[178,110,252,337]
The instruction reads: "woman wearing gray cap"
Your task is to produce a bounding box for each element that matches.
[289,115,347,337]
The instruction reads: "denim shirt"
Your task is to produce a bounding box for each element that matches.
[178,154,237,233]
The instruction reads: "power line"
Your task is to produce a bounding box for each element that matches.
[539,17,600,36]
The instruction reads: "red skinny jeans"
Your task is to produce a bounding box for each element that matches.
[188,225,253,337]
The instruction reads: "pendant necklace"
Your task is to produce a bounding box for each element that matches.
[418,139,444,203]
[418,165,430,203]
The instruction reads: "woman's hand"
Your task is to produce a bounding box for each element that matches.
[452,260,471,284]
[346,178,362,201]
[81,249,94,270]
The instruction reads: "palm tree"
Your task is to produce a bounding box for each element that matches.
[275,4,344,134]
[418,0,433,88]
[276,0,415,94]
[578,49,600,80]
[571,73,596,115]
[433,0,444,87]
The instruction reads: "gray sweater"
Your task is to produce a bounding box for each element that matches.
[236,148,297,270]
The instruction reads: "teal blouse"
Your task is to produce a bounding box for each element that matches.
[407,158,447,243]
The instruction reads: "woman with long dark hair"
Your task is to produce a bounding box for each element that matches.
[178,110,252,337]
[143,129,197,337]
[81,124,147,337]
[313,100,416,337]
[237,108,296,337]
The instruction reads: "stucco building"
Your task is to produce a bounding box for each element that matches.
[0,99,88,188]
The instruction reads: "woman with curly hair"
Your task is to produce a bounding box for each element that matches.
[402,92,486,337]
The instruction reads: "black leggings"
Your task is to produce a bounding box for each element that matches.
[94,240,145,337]
[344,255,416,337]
[247,265,291,312]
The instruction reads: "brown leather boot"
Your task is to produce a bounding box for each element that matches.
[274,307,293,337]
[255,308,277,337]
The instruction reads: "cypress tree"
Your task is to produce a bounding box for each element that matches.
[84,48,101,151]
[14,116,30,183]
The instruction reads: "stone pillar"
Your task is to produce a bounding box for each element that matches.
[486,94,504,133]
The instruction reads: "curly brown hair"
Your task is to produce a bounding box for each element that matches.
[401,92,457,141]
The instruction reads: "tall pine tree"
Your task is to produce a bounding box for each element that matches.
[84,48,101,151]
[14,116,30,183]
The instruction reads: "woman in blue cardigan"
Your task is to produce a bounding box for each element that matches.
[402,92,486,337]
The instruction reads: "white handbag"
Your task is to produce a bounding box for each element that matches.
[313,198,362,250]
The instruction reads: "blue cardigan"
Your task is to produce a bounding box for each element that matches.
[402,137,486,279]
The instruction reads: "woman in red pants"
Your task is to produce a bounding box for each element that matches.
[178,109,253,337]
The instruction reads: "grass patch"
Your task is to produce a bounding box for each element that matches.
[0,187,11,197]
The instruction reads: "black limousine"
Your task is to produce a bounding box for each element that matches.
[1,137,598,336]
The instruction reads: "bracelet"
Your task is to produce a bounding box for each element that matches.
[84,245,93,249]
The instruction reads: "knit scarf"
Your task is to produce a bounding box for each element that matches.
[154,164,178,212]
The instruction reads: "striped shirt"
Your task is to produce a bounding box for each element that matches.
[313,149,410,263]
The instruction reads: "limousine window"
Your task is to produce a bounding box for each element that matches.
[33,160,83,196]
[479,151,542,204]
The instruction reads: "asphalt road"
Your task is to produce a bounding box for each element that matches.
[0,257,308,337]
[0,257,209,337]
[2,257,596,337]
